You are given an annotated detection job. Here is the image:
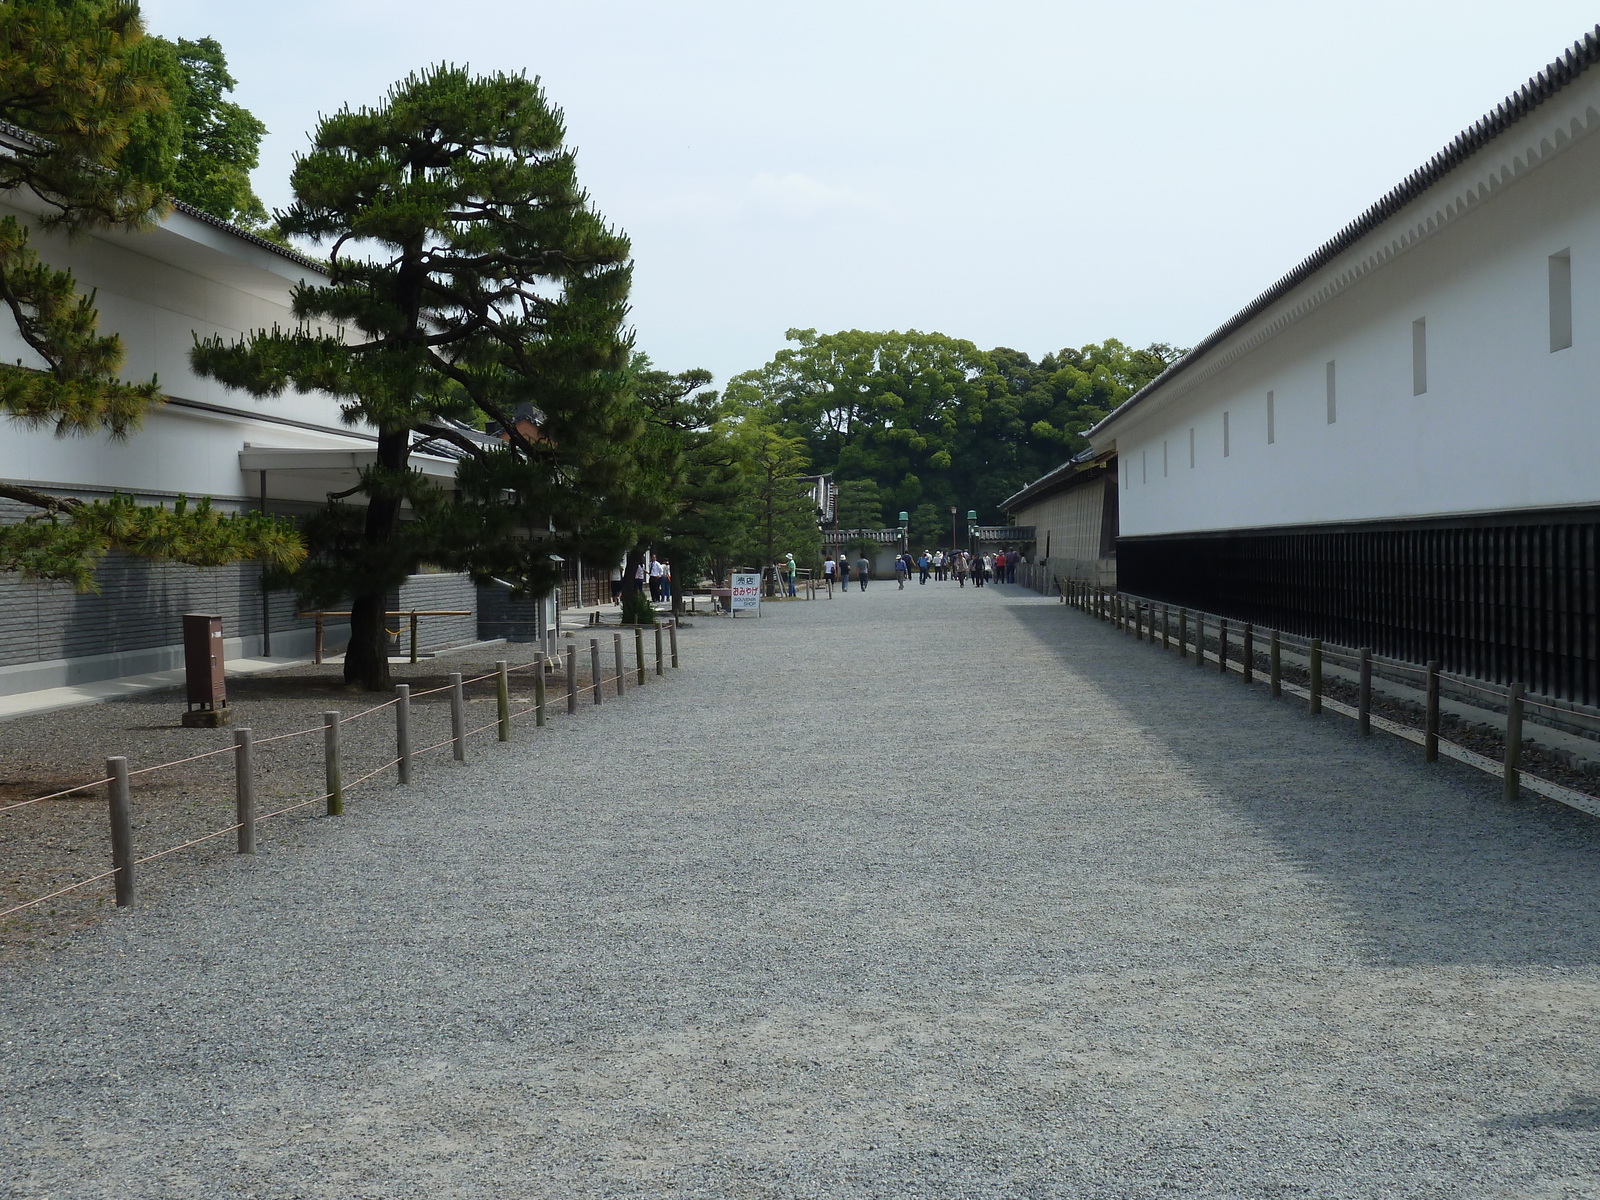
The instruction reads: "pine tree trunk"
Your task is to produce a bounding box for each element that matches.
[345,589,390,691]
[343,428,409,691]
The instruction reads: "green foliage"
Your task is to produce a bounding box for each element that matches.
[192,64,633,688]
[727,329,1184,525]
[150,34,269,227]
[0,491,306,591]
[731,420,820,572]
[620,587,656,626]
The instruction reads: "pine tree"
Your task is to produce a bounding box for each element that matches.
[193,66,633,689]
[0,1,303,586]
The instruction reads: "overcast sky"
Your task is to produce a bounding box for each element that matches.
[143,0,1600,388]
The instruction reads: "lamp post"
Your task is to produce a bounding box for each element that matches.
[898,511,909,555]
[966,510,977,557]
[949,505,957,552]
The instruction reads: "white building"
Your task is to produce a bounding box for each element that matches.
[1081,29,1600,703]
[0,128,514,697]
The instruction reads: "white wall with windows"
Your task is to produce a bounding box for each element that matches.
[1093,66,1600,538]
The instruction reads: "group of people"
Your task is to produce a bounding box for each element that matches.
[609,553,672,604]
[816,548,1026,592]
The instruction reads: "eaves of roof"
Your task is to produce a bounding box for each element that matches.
[1086,25,1600,443]
[1001,451,1108,512]
[0,118,326,276]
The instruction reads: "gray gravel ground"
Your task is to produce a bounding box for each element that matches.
[5,583,1600,1198]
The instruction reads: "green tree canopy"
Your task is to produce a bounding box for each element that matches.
[726,329,1184,533]
[193,64,633,689]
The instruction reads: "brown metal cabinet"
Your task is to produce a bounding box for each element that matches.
[181,613,230,727]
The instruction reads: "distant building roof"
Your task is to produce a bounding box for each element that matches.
[1001,452,1111,512]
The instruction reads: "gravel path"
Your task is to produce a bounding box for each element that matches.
[5,583,1600,1198]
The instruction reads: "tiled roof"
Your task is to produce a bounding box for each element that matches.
[0,118,324,274]
[1088,25,1600,440]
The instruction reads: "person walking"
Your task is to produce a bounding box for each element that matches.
[917,551,931,585]
[857,553,870,591]
[839,555,851,590]
[823,555,837,593]
[783,553,798,597]
[895,554,908,590]
[955,552,968,587]
[648,554,664,602]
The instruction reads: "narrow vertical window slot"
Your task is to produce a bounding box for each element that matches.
[1189,427,1195,468]
[1223,411,1230,457]
[1325,360,1337,424]
[1266,390,1275,444]
[1141,450,1147,484]
[1412,318,1427,395]
[1163,440,1168,477]
[1551,249,1573,352]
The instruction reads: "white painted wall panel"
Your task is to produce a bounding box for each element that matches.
[1099,76,1600,538]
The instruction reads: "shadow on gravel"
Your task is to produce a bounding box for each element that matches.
[1003,600,1600,969]
[1485,1094,1600,1131]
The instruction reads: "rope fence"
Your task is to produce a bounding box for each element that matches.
[1057,579,1600,820]
[1,623,685,922]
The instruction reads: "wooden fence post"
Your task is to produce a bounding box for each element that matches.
[1358,648,1372,735]
[323,711,343,815]
[314,614,324,665]
[1218,618,1229,674]
[635,626,647,685]
[106,756,133,908]
[1242,623,1254,684]
[234,728,256,854]
[450,673,466,760]
[395,684,413,783]
[409,613,420,664]
[655,624,665,675]
[1178,609,1188,659]
[497,660,511,741]
[1425,661,1441,763]
[1269,630,1282,698]
[1308,640,1323,715]
[669,619,680,668]
[533,654,547,727]
[1505,682,1525,801]
[1161,605,1170,651]
[1195,613,1206,668]
[566,646,577,714]
[613,633,625,697]
[590,638,603,705]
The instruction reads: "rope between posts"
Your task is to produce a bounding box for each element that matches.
[254,793,334,822]
[341,697,399,723]
[252,725,324,747]
[133,822,244,865]
[458,668,501,686]
[127,744,237,776]
[509,704,540,718]
[465,718,500,738]
[0,776,114,815]
[406,682,455,699]
[343,759,401,790]
[0,869,120,920]
[415,736,456,757]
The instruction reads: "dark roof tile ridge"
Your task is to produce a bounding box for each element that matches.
[0,117,325,275]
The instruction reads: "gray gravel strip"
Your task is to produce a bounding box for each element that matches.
[4,583,1600,1198]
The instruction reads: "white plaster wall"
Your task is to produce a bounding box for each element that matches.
[1101,74,1600,538]
[0,202,366,502]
